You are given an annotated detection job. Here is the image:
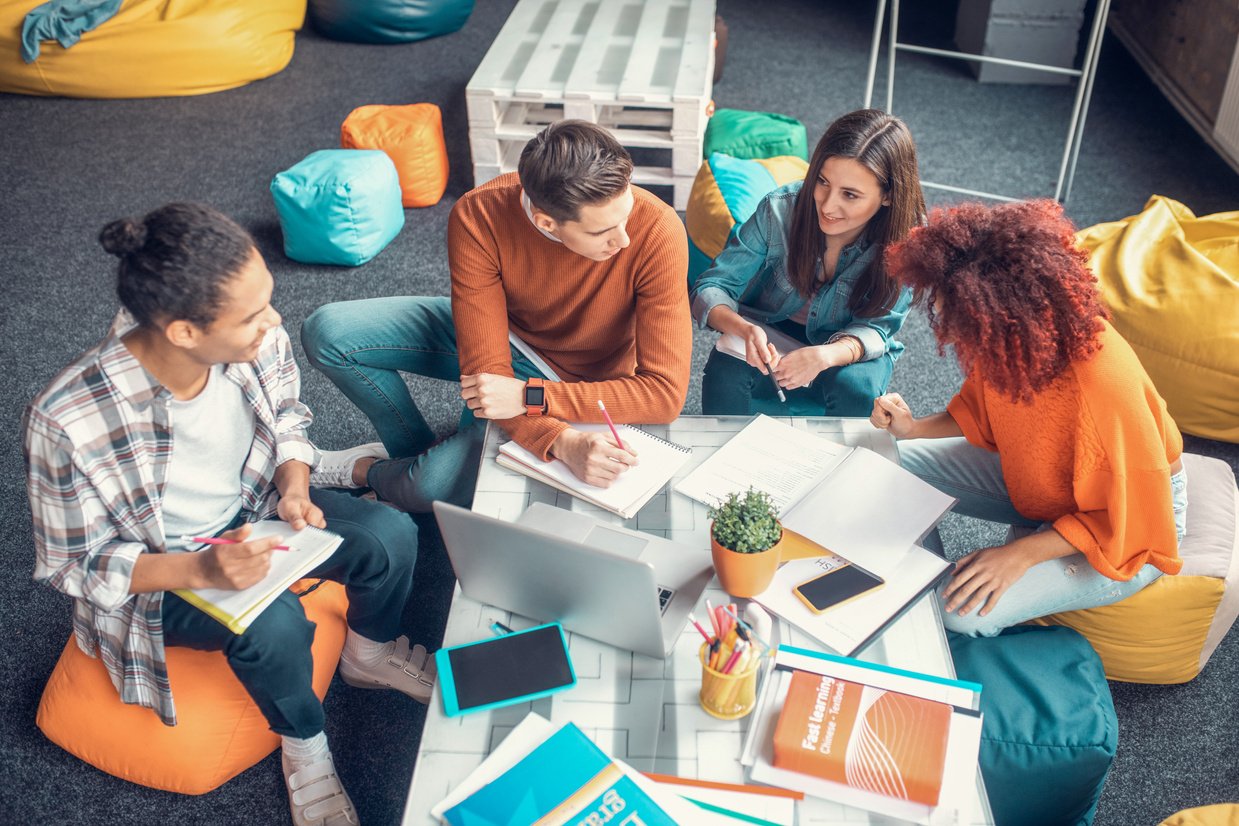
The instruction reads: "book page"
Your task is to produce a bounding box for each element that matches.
[498,424,690,517]
[714,322,806,361]
[674,415,851,513]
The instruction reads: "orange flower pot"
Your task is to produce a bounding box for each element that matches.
[710,524,783,598]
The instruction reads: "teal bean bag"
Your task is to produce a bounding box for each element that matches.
[949,626,1117,826]
[271,149,405,267]
[703,108,808,161]
[308,0,473,44]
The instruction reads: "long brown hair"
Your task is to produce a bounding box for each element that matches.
[786,109,925,317]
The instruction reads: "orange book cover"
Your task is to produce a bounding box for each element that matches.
[772,669,952,807]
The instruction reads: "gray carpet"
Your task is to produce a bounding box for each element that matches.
[1,1,1235,824]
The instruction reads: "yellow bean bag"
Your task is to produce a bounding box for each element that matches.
[1,0,306,98]
[1158,804,1239,826]
[36,579,348,795]
[1031,454,1239,684]
[1076,195,1239,443]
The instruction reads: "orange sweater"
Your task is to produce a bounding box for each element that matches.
[947,319,1183,581]
[448,173,691,459]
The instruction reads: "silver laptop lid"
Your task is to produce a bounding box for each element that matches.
[433,501,671,658]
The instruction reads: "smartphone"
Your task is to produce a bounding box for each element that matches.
[793,562,885,614]
[436,622,576,717]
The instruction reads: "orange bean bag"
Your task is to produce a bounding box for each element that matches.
[36,580,348,795]
[341,103,449,208]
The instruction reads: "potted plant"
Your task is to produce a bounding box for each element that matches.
[708,487,784,598]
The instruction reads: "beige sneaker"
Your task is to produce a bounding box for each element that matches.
[283,752,359,826]
[310,443,389,489]
[339,635,436,703]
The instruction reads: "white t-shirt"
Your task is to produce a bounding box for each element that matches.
[162,365,256,543]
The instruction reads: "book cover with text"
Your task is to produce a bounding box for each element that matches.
[772,669,951,807]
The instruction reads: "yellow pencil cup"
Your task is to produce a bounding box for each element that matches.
[698,641,760,720]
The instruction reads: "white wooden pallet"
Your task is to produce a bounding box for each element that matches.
[465,0,717,210]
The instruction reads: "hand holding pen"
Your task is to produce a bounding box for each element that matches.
[190,524,284,591]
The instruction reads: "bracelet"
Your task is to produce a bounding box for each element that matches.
[828,333,864,364]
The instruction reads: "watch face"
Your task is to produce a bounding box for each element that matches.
[525,385,545,406]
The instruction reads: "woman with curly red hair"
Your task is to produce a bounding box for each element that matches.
[871,199,1187,636]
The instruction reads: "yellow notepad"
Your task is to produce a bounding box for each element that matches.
[496,424,691,519]
[172,522,343,634]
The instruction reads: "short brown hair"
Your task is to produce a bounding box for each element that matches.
[518,120,633,223]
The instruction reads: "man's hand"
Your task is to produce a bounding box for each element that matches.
[942,543,1033,617]
[277,493,326,531]
[771,346,833,389]
[550,428,640,488]
[193,523,283,591]
[870,393,917,439]
[461,373,527,419]
[740,323,779,374]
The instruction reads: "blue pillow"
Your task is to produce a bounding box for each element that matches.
[949,625,1117,826]
[271,149,405,267]
[308,0,473,44]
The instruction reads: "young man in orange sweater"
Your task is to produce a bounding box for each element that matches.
[301,121,691,509]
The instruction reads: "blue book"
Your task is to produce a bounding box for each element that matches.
[444,723,677,826]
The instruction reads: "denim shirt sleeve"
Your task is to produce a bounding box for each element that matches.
[831,283,913,361]
[689,192,778,330]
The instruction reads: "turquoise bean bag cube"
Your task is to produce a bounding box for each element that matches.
[271,149,405,267]
[308,0,473,44]
[949,626,1117,826]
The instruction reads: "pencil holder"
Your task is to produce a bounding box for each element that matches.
[698,642,760,720]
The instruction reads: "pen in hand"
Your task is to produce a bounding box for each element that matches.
[597,399,626,450]
[186,536,292,552]
[765,345,786,403]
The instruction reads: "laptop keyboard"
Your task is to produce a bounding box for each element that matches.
[657,586,675,614]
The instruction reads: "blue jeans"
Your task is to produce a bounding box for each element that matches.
[700,347,894,417]
[897,437,1188,637]
[161,488,418,737]
[301,296,547,512]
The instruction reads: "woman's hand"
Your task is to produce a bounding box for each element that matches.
[771,346,831,389]
[740,323,779,374]
[870,393,917,438]
[942,543,1033,617]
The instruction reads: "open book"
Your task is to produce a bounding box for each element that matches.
[172,521,342,634]
[496,423,691,519]
[674,415,956,654]
[742,646,983,825]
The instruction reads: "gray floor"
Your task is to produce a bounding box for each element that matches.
[1,0,1236,824]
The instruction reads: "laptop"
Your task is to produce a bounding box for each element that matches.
[433,501,714,658]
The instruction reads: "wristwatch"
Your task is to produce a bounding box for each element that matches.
[524,377,547,416]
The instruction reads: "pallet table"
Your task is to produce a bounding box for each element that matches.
[466,0,717,211]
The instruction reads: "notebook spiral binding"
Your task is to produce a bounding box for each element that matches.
[622,425,691,453]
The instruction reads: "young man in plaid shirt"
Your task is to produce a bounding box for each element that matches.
[24,203,432,826]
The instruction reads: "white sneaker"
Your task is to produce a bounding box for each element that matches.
[310,443,389,489]
[283,752,359,826]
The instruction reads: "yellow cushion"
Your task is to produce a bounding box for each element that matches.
[1076,195,1239,443]
[36,580,348,795]
[1158,804,1239,826]
[0,0,306,99]
[1031,454,1239,684]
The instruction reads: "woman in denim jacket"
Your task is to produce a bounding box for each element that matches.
[691,109,926,416]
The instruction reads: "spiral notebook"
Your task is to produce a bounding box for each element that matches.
[496,424,692,518]
[172,522,343,634]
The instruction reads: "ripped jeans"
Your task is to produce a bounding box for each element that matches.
[898,437,1189,637]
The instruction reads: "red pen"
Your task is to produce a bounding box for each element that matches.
[188,536,291,552]
[687,613,713,643]
[597,399,626,450]
[722,640,748,674]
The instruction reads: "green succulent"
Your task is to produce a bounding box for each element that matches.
[708,487,782,554]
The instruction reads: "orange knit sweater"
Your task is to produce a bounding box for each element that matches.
[947,319,1183,581]
[448,173,691,459]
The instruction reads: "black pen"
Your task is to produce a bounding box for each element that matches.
[766,348,786,403]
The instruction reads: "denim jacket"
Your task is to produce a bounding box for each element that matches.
[690,181,911,362]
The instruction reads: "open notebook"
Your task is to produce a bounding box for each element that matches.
[172,522,343,634]
[496,423,692,519]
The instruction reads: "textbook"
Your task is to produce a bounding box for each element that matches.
[172,521,342,634]
[773,670,951,807]
[741,646,983,826]
[497,423,692,519]
[443,720,678,826]
[715,322,806,362]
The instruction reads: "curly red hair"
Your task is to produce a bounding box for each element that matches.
[885,199,1108,402]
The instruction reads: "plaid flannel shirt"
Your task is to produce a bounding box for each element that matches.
[23,311,318,726]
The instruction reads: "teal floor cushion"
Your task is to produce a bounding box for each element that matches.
[702,108,808,162]
[949,625,1117,826]
[271,149,405,267]
[308,0,473,44]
